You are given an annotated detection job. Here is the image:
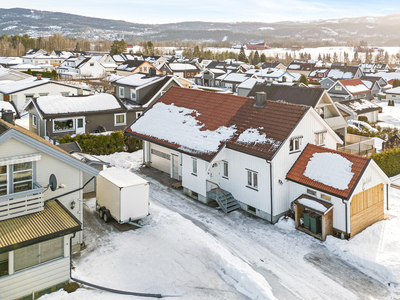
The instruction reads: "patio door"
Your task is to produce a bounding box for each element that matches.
[76,117,85,134]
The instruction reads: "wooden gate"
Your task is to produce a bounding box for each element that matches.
[350,183,384,237]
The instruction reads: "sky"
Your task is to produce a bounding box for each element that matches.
[2,1,400,24]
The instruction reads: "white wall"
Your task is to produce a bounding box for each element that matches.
[0,235,71,300]
[181,154,208,198]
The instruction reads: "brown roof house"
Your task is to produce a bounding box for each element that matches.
[0,117,99,300]
[286,144,390,240]
[124,87,342,222]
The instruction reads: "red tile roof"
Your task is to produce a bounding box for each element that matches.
[338,78,370,95]
[286,144,370,199]
[125,87,309,161]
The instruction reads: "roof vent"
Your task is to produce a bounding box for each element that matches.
[1,109,14,125]
[254,92,267,108]
[149,67,156,77]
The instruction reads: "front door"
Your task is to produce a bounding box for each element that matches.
[210,162,220,185]
[76,117,85,134]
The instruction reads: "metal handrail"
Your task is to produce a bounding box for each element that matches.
[206,179,230,212]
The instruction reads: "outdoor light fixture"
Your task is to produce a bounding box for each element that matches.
[70,200,76,210]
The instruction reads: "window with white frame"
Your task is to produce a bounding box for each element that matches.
[136,111,142,119]
[223,161,229,178]
[114,113,126,126]
[247,169,258,189]
[119,87,124,98]
[334,85,342,91]
[53,119,74,132]
[192,158,197,175]
[14,237,64,272]
[0,166,7,196]
[13,162,33,193]
[314,131,326,146]
[131,89,136,99]
[32,115,37,129]
[289,136,302,152]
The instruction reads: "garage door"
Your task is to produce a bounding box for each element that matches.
[149,143,171,174]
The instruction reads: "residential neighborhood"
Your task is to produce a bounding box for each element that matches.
[2,5,400,300]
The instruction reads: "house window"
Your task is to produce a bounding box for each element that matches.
[289,136,302,152]
[90,63,94,67]
[314,131,326,146]
[114,113,126,126]
[144,67,147,72]
[307,189,317,196]
[61,92,70,97]
[32,115,37,129]
[0,252,8,277]
[131,89,136,99]
[335,85,342,91]
[119,87,124,97]
[321,194,331,201]
[77,118,84,129]
[223,161,228,178]
[247,170,258,189]
[53,119,74,132]
[25,94,34,103]
[13,162,33,193]
[14,237,64,272]
[0,166,6,196]
[192,158,197,175]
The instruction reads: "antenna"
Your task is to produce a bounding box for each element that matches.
[49,174,58,192]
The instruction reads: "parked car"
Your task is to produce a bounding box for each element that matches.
[347,120,378,133]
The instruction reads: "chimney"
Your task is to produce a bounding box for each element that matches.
[36,74,42,80]
[77,88,83,95]
[149,67,156,77]
[1,109,14,125]
[254,92,267,108]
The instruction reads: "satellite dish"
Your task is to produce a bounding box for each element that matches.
[49,174,57,191]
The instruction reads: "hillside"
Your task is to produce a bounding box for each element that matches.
[2,8,400,46]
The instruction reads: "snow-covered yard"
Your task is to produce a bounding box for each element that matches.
[38,151,400,300]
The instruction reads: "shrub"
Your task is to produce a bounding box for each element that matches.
[372,147,400,177]
[358,116,368,122]
[59,131,142,155]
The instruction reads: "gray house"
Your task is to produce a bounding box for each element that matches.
[25,93,137,141]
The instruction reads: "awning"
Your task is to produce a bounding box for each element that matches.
[293,194,333,215]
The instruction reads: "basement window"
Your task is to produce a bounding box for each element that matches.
[247,205,256,214]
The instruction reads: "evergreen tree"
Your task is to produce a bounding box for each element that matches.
[253,51,260,65]
[51,70,58,80]
[238,46,248,63]
[193,45,201,58]
[248,51,255,65]
[27,69,32,75]
[260,53,267,62]
[299,74,309,86]
[110,39,127,55]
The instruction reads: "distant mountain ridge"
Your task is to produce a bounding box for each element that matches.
[1,8,400,46]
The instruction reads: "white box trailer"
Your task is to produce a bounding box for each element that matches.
[96,168,149,224]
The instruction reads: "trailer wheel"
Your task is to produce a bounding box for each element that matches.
[99,206,105,219]
[103,209,111,223]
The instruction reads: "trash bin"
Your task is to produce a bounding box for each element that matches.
[303,210,311,229]
[309,212,321,234]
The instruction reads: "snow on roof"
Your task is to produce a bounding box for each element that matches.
[289,64,301,69]
[0,77,49,94]
[0,100,16,113]
[99,167,148,188]
[237,78,263,89]
[36,94,121,114]
[130,102,237,154]
[297,198,328,213]
[237,127,280,148]
[222,72,250,83]
[328,69,354,79]
[169,63,198,71]
[361,80,373,89]
[344,84,369,94]
[114,73,160,87]
[10,64,47,70]
[347,99,379,111]
[304,152,354,190]
[386,86,400,95]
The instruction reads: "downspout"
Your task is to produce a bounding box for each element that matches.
[342,199,348,237]
[267,160,273,224]
[387,183,389,211]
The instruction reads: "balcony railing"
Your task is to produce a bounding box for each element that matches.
[0,182,44,221]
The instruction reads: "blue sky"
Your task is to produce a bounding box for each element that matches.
[3,1,400,24]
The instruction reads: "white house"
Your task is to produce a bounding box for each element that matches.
[0,117,99,300]
[58,56,106,79]
[385,86,400,102]
[0,76,91,112]
[125,87,343,223]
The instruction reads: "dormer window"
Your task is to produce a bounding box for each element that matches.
[131,89,136,99]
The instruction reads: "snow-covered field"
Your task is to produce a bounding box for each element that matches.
[36,150,400,300]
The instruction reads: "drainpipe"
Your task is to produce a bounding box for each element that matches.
[386,184,389,211]
[342,198,348,237]
[267,160,273,224]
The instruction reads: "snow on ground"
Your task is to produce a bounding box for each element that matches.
[39,150,400,300]
[376,99,400,129]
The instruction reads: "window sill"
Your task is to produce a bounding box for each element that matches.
[114,123,126,126]
[222,176,229,180]
[246,185,258,191]
[289,150,301,154]
[191,173,197,177]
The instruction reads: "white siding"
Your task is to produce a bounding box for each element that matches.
[0,236,71,300]
[218,149,271,213]
[182,154,208,198]
[272,109,339,217]
[0,138,84,244]
[351,162,389,197]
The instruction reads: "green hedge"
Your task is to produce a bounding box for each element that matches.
[58,131,142,155]
[371,147,400,177]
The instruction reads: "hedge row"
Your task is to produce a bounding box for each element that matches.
[371,147,400,177]
[58,131,142,155]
